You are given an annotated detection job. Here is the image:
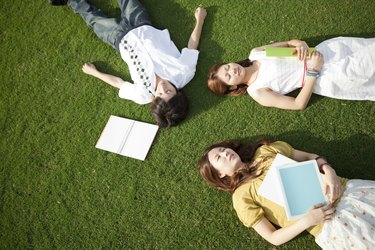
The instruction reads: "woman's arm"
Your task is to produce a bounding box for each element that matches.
[253,205,335,246]
[251,75,317,110]
[187,7,207,50]
[82,63,124,89]
[251,39,310,60]
[250,50,324,110]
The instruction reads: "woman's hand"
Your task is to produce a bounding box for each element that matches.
[82,62,97,75]
[195,6,207,22]
[321,165,342,203]
[302,203,335,227]
[309,51,324,71]
[290,40,310,61]
[188,6,206,50]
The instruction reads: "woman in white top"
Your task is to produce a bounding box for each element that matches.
[207,37,375,110]
[50,0,207,127]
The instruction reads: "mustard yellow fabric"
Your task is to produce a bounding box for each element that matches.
[232,141,347,237]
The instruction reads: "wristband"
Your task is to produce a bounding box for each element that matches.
[318,162,332,174]
[314,156,326,161]
[314,156,332,174]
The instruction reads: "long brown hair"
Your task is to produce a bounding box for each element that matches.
[198,139,268,193]
[207,59,253,96]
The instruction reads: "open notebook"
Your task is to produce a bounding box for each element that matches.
[258,154,295,206]
[95,115,159,161]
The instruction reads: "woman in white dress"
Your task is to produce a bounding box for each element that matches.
[207,37,375,110]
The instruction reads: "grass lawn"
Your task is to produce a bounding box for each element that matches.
[1,0,375,249]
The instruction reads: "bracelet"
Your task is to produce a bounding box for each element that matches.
[306,72,319,78]
[307,69,320,74]
[306,69,320,78]
[318,162,333,174]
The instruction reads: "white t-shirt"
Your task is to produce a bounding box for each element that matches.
[118,25,199,104]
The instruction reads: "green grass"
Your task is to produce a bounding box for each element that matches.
[1,0,375,249]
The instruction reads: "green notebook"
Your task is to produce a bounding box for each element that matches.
[265,47,315,57]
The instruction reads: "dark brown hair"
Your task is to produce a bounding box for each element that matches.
[207,59,253,96]
[151,91,188,128]
[198,139,268,193]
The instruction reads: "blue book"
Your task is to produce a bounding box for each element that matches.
[275,160,328,220]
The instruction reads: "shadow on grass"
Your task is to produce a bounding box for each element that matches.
[303,32,375,47]
[229,131,375,180]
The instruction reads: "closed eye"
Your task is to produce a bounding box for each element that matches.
[216,148,224,161]
[224,65,231,80]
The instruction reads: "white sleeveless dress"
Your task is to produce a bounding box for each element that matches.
[247,37,375,101]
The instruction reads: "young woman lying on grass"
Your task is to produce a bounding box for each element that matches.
[198,139,375,249]
[208,37,375,110]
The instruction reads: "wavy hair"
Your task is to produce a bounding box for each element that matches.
[198,139,268,193]
[207,59,253,96]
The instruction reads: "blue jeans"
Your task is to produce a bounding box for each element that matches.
[68,0,151,50]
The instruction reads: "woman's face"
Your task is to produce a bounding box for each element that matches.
[208,147,243,177]
[155,79,177,102]
[217,63,245,86]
